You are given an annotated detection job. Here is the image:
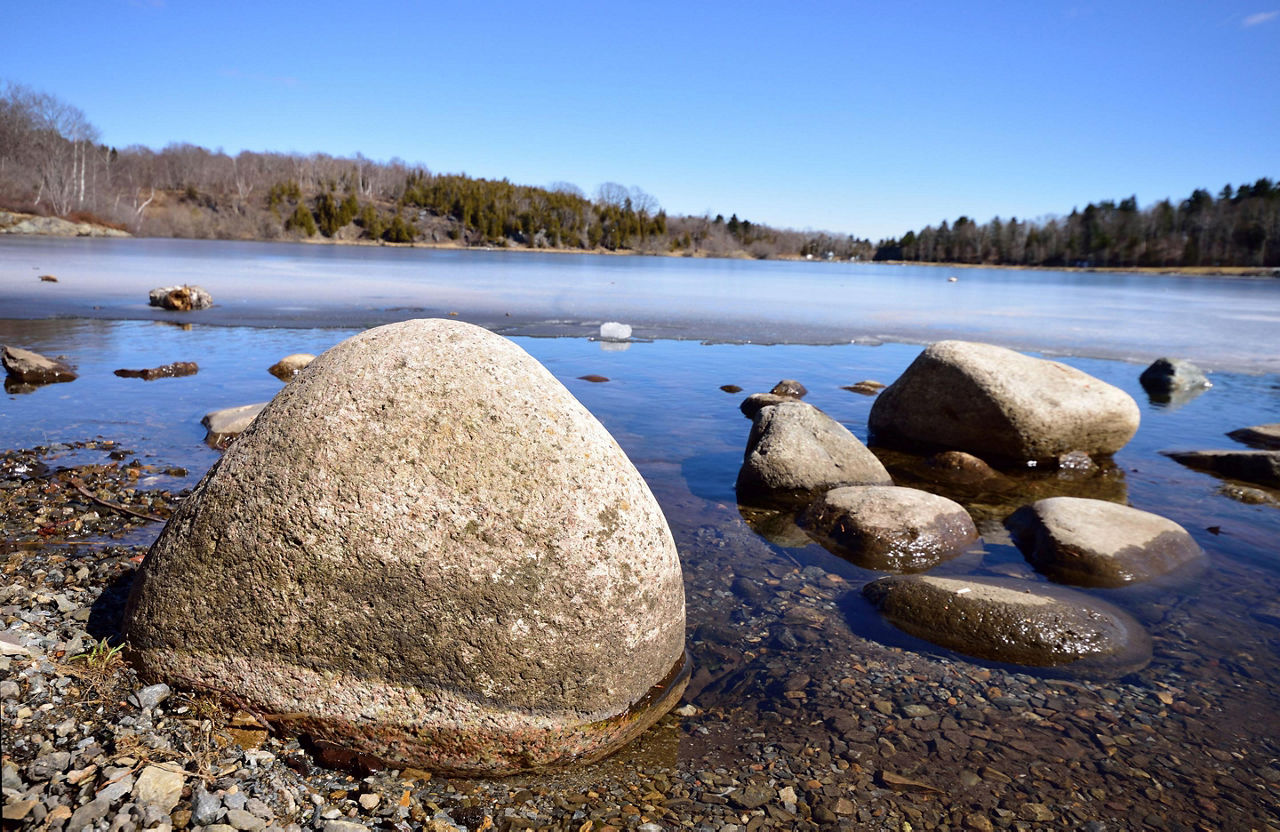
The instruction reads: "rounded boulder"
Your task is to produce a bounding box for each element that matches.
[124,318,686,774]
[868,340,1140,462]
[799,486,978,572]
[862,575,1151,674]
[1006,497,1204,587]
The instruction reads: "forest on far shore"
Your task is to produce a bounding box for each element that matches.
[2,81,1276,269]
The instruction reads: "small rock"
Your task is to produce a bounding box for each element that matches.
[2,800,38,821]
[769,379,808,399]
[268,353,315,381]
[2,345,77,384]
[192,786,225,825]
[148,285,213,311]
[1018,803,1055,822]
[129,683,172,710]
[323,821,370,832]
[133,764,184,812]
[39,274,57,282]
[1227,423,1280,450]
[358,793,381,810]
[202,402,269,448]
[28,750,71,780]
[843,380,885,395]
[113,361,198,380]
[577,374,610,382]
[728,782,773,810]
[719,384,743,393]
[68,798,111,830]
[1139,357,1211,402]
[1166,449,1280,488]
[225,807,266,831]
[99,774,135,802]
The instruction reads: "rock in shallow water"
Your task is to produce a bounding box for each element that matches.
[1227,423,1280,450]
[268,353,315,381]
[1139,357,1211,402]
[2,345,77,384]
[799,485,978,572]
[148,285,212,311]
[124,318,687,774]
[201,403,268,448]
[1165,450,1280,488]
[1006,497,1204,587]
[862,575,1151,674]
[869,340,1140,462]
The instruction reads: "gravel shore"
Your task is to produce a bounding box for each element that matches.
[3,442,1279,831]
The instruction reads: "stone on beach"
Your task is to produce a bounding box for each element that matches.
[1005,497,1204,587]
[1227,423,1280,450]
[267,353,315,381]
[2,345,77,384]
[1139,357,1211,402]
[1165,449,1280,488]
[123,318,686,775]
[868,340,1140,462]
[737,399,892,504]
[148,285,212,311]
[201,403,268,448]
[799,485,978,572]
[862,575,1151,674]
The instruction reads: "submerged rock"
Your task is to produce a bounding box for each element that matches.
[1227,423,1280,450]
[124,319,686,775]
[842,380,885,396]
[868,340,1140,462]
[268,353,315,381]
[1165,450,1280,488]
[113,362,198,380]
[2,345,77,384]
[862,575,1151,674]
[1139,357,1211,403]
[799,485,978,572]
[1005,497,1203,587]
[201,402,268,448]
[737,400,892,505]
[148,285,212,311]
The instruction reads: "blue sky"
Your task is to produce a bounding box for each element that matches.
[3,1,1278,239]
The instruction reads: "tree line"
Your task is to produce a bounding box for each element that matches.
[0,81,873,260]
[874,183,1280,268]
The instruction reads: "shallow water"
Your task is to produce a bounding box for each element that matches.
[3,239,1280,823]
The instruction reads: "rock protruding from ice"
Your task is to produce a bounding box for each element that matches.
[600,321,633,341]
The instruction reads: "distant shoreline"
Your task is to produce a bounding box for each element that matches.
[873,259,1280,279]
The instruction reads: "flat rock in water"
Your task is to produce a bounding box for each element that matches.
[1227,423,1280,450]
[2,345,77,384]
[868,340,1140,462]
[148,285,212,311]
[201,403,268,448]
[1165,450,1280,488]
[114,362,198,380]
[1139,357,1211,402]
[123,318,686,775]
[862,575,1151,674]
[769,379,808,399]
[843,380,885,395]
[799,485,978,572]
[737,400,892,505]
[1005,497,1203,587]
[268,353,315,381]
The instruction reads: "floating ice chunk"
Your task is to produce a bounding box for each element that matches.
[600,321,632,341]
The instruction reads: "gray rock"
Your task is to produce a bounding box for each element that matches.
[191,786,225,825]
[1227,423,1280,450]
[739,392,792,418]
[222,791,247,811]
[128,683,171,710]
[1166,450,1280,488]
[728,782,774,809]
[98,773,134,802]
[843,380,886,395]
[225,807,266,831]
[201,403,268,448]
[769,379,808,399]
[27,751,70,781]
[737,400,892,504]
[68,798,111,830]
[132,765,184,812]
[123,318,687,775]
[268,353,315,381]
[862,575,1151,674]
[1139,357,1211,402]
[1,761,21,790]
[799,486,978,572]
[1006,497,1204,587]
[2,345,77,384]
[868,340,1140,462]
[148,285,212,311]
[323,821,369,832]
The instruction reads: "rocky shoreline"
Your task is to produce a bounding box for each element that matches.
[4,442,1279,831]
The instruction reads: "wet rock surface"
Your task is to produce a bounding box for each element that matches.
[1166,449,1280,488]
[267,354,315,381]
[1227,422,1280,450]
[862,575,1153,673]
[737,400,892,505]
[2,444,1280,830]
[799,486,978,572]
[1006,497,1205,587]
[113,361,199,380]
[2,345,77,385]
[1139,357,1211,402]
[868,340,1141,462]
[201,403,269,449]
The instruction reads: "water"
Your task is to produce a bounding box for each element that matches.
[3,238,1280,818]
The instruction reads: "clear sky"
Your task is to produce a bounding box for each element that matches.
[3,1,1278,240]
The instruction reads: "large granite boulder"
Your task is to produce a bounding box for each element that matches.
[1139,357,1211,403]
[737,400,892,504]
[799,486,978,572]
[1005,497,1203,587]
[124,319,687,775]
[868,340,1140,462]
[862,575,1151,674]
[2,345,77,384]
[1165,450,1280,488]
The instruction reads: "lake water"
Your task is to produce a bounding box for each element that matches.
[2,237,1279,823]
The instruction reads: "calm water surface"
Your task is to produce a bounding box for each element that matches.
[2,238,1279,818]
